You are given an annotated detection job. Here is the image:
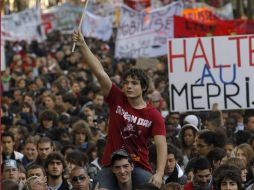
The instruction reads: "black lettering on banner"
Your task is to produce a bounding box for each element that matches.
[245,77,250,107]
[206,83,221,109]
[171,83,188,111]
[154,18,163,32]
[191,84,205,110]
[224,83,241,109]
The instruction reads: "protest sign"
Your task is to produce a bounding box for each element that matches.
[81,11,113,41]
[174,16,254,37]
[168,35,254,112]
[42,3,83,34]
[115,1,183,59]
[1,7,45,42]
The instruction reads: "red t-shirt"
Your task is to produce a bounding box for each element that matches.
[101,84,166,172]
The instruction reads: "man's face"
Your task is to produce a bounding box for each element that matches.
[122,76,143,99]
[165,154,176,174]
[24,143,38,161]
[246,116,254,132]
[2,136,15,155]
[3,167,19,181]
[169,114,180,126]
[112,158,134,184]
[70,168,90,190]
[27,168,46,182]
[93,95,104,106]
[220,178,238,190]
[47,160,64,178]
[194,169,211,188]
[37,142,53,160]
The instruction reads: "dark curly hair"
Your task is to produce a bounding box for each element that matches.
[122,68,149,95]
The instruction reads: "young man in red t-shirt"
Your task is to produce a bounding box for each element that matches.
[73,30,167,189]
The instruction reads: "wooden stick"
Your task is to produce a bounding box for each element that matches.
[72,0,90,52]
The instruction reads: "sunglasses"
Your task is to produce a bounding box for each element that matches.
[72,175,86,182]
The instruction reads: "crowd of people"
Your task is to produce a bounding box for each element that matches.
[1,22,254,190]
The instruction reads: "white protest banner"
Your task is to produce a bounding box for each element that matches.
[81,11,112,41]
[167,35,254,112]
[115,1,183,59]
[42,3,83,34]
[1,7,46,42]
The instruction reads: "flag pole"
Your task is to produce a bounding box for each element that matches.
[72,0,90,53]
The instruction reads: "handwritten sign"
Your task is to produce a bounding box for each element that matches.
[81,11,112,41]
[115,1,183,59]
[1,7,45,42]
[167,35,254,112]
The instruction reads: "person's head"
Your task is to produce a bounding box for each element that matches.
[111,149,134,185]
[196,130,225,157]
[244,114,254,132]
[223,139,235,158]
[161,182,182,190]
[179,124,199,148]
[39,109,58,129]
[93,93,104,106]
[207,147,226,170]
[192,157,212,189]
[71,80,81,94]
[213,164,243,190]
[225,116,238,130]
[23,136,38,161]
[20,102,33,114]
[2,179,19,190]
[42,95,55,110]
[37,137,54,160]
[2,159,19,181]
[72,120,92,145]
[27,164,47,183]
[205,112,222,131]
[23,176,48,190]
[66,150,88,173]
[168,112,180,126]
[165,144,182,175]
[225,157,247,183]
[235,143,254,167]
[44,152,66,179]
[18,164,27,185]
[2,131,15,155]
[122,68,149,97]
[70,166,90,190]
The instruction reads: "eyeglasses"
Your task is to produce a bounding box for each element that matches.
[72,175,86,182]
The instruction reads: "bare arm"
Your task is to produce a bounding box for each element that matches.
[149,135,167,188]
[73,30,112,97]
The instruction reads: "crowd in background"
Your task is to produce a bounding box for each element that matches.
[1,21,254,190]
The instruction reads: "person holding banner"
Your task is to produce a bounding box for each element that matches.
[73,30,167,189]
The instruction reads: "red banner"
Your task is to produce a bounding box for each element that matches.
[174,16,254,38]
[124,0,151,11]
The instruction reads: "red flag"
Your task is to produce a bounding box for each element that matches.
[174,16,254,38]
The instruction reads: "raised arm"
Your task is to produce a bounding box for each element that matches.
[73,30,112,97]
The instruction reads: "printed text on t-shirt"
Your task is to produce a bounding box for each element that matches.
[116,106,152,128]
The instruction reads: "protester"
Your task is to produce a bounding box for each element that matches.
[183,157,212,190]
[1,131,23,162]
[44,152,71,190]
[163,144,187,185]
[70,166,91,190]
[73,30,167,189]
